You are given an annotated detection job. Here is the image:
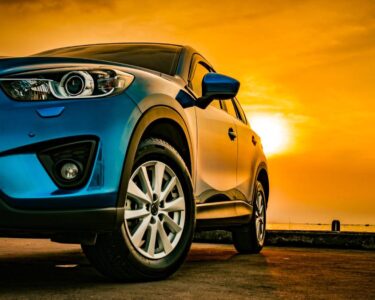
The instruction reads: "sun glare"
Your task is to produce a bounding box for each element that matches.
[248,114,290,156]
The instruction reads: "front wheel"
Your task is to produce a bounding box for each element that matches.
[82,138,195,281]
[232,181,266,254]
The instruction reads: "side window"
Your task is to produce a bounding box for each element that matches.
[233,98,248,123]
[223,99,238,119]
[190,62,210,97]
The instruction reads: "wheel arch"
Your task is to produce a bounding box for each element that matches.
[140,118,192,174]
[256,164,269,205]
[116,105,194,214]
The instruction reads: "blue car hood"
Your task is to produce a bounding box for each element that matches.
[0,56,162,77]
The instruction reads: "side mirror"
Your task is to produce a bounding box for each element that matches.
[196,73,240,109]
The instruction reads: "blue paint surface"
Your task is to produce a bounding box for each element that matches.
[0,82,142,210]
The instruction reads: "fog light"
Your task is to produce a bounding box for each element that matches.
[60,162,80,180]
[38,139,97,189]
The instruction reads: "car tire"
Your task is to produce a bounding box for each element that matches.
[82,138,195,281]
[232,180,266,254]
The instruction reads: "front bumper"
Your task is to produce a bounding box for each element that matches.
[0,194,122,232]
[0,88,141,232]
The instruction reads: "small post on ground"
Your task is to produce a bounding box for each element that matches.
[332,220,341,232]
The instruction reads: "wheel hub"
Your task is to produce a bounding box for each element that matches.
[150,203,159,216]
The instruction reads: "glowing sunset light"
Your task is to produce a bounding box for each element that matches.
[249,114,291,156]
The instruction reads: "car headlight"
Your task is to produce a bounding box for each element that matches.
[0,68,134,101]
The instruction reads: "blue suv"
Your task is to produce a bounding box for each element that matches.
[0,43,269,281]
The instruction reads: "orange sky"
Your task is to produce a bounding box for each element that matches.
[1,0,374,225]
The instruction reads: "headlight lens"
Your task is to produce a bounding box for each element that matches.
[0,69,133,101]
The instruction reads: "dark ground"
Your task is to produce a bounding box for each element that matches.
[195,230,375,250]
[0,238,374,299]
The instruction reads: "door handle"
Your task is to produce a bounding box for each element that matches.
[228,128,237,141]
[252,135,257,146]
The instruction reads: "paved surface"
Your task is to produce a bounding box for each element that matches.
[0,239,374,299]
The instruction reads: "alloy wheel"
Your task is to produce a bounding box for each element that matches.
[124,160,186,259]
[254,191,266,244]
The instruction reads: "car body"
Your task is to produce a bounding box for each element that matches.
[0,43,269,280]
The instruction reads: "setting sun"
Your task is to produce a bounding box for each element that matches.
[248,114,291,156]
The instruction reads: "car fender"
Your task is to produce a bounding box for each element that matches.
[115,104,196,224]
[251,160,269,205]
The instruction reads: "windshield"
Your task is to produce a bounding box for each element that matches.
[35,43,183,76]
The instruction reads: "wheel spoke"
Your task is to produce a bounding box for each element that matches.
[157,220,173,254]
[125,208,150,220]
[161,197,185,213]
[162,213,182,233]
[160,176,177,201]
[256,218,264,240]
[257,194,264,214]
[154,162,166,196]
[140,166,153,200]
[132,215,152,247]
[258,206,264,217]
[259,203,264,216]
[257,221,261,235]
[128,179,151,204]
[146,223,158,257]
[259,225,264,237]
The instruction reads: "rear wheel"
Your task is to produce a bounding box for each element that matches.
[82,138,195,281]
[232,181,266,254]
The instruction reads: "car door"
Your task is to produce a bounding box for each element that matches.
[188,57,238,203]
[223,98,257,202]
